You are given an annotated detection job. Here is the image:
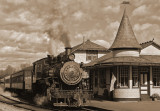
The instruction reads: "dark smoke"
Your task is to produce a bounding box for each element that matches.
[60,32,71,47]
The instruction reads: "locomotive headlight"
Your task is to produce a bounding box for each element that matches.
[69,54,75,61]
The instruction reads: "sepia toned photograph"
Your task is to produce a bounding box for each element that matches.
[0,0,160,111]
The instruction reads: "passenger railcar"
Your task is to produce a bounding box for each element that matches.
[2,66,33,93]
[11,67,33,91]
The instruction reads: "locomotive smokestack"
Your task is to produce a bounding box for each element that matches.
[65,47,72,55]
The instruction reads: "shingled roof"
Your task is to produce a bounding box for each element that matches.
[84,54,160,67]
[110,8,141,50]
[71,40,107,52]
[100,56,150,64]
[59,40,107,56]
[140,40,160,50]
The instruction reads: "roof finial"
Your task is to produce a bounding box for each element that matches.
[121,1,130,5]
[121,1,130,16]
[152,38,154,41]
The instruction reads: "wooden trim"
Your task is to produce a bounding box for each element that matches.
[93,70,95,89]
[149,66,152,96]
[141,85,148,87]
[141,89,148,91]
[152,86,160,88]
[150,66,152,84]
[117,66,119,87]
[100,62,160,66]
[132,87,139,89]
[113,98,140,101]
[115,87,129,89]
[97,68,99,91]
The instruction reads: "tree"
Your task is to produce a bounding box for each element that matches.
[5,65,16,75]
[20,63,31,70]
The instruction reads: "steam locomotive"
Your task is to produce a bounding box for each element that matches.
[1,47,92,107]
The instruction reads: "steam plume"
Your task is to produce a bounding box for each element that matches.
[46,22,71,56]
[34,94,48,106]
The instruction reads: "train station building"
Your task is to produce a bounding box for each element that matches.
[61,39,108,64]
[84,8,160,101]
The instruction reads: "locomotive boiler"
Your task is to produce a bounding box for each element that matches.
[33,47,91,107]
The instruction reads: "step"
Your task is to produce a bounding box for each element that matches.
[141,91,148,94]
[141,87,147,90]
[141,94,152,101]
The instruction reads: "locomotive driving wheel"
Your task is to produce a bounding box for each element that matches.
[60,61,82,85]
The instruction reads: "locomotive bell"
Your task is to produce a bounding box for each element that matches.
[65,47,75,60]
[68,54,75,61]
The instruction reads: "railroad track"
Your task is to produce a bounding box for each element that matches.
[0,94,108,111]
[0,94,53,111]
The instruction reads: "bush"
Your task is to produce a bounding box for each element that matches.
[152,93,159,98]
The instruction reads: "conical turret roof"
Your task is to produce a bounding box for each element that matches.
[110,8,141,50]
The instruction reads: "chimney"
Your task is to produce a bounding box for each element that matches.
[83,36,85,44]
[65,47,72,55]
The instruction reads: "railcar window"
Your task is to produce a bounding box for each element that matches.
[18,75,23,83]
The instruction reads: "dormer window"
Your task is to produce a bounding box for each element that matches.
[86,50,98,61]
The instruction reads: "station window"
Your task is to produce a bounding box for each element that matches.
[132,66,139,87]
[152,67,160,86]
[86,50,98,61]
[118,66,129,87]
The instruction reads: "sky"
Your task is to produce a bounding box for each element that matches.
[0,0,160,70]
